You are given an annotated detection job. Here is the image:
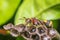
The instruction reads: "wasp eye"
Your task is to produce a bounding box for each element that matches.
[38,27,45,34]
[31,34,40,40]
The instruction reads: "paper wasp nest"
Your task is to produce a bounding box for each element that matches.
[3,18,57,40]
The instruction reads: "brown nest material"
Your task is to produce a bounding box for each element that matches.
[3,18,60,40]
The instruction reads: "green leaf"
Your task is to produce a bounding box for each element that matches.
[0,0,21,25]
[16,36,25,40]
[39,4,60,20]
[52,20,59,29]
[35,0,60,13]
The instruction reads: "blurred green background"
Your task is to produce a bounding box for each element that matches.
[0,0,60,40]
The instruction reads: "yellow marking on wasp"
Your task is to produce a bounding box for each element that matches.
[44,20,47,23]
[49,21,53,27]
